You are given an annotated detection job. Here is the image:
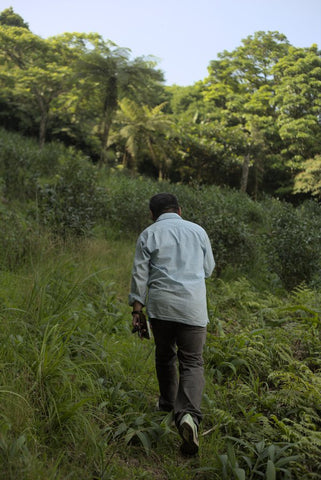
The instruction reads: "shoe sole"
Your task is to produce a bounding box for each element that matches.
[179,421,199,455]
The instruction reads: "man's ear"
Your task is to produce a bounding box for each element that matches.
[178,207,182,216]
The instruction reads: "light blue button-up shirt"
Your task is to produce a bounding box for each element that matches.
[129,213,215,326]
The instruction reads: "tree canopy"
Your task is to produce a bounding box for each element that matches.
[0,8,320,200]
[0,6,29,29]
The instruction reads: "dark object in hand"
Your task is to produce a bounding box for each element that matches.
[132,311,151,339]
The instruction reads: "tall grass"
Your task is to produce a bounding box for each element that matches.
[0,229,320,478]
[0,232,169,479]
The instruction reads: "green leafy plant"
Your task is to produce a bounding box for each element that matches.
[217,439,300,480]
[38,152,107,236]
[0,420,32,479]
[114,413,170,454]
[265,202,321,289]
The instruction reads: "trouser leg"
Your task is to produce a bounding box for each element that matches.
[151,319,178,411]
[151,319,207,424]
[174,324,207,428]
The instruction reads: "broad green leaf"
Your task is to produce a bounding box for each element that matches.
[266,459,276,480]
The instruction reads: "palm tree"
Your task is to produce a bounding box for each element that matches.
[76,46,164,167]
[115,98,173,180]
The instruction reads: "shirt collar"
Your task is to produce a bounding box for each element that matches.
[156,213,182,222]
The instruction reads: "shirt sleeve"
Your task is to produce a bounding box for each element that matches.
[203,232,215,278]
[128,236,151,306]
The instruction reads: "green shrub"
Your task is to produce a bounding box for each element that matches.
[0,128,66,201]
[99,173,321,287]
[38,153,108,237]
[169,184,261,275]
[265,201,321,290]
[102,176,262,274]
[103,173,158,234]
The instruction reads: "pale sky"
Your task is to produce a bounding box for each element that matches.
[3,0,321,85]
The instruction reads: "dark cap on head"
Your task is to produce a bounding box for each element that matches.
[149,193,179,220]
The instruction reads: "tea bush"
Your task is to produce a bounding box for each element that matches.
[38,153,108,237]
[265,200,321,289]
[0,128,66,201]
[102,174,321,288]
[103,172,157,234]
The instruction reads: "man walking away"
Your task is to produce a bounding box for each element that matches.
[129,193,215,455]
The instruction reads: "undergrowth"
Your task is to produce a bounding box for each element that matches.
[0,234,320,479]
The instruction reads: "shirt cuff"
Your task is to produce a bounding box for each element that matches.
[128,293,145,306]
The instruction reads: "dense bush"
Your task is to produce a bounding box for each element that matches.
[264,200,321,289]
[37,153,108,237]
[103,172,158,234]
[171,184,261,275]
[0,128,67,201]
[102,175,321,289]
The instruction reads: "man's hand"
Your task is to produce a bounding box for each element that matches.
[132,312,141,329]
[131,303,151,339]
[131,301,143,329]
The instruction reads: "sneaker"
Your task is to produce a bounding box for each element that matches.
[178,413,199,455]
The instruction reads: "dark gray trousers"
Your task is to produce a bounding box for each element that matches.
[150,318,207,428]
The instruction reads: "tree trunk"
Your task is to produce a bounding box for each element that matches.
[38,96,48,149]
[98,119,110,168]
[240,153,250,193]
[39,114,47,149]
[147,138,162,180]
[253,158,264,201]
[98,83,118,168]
